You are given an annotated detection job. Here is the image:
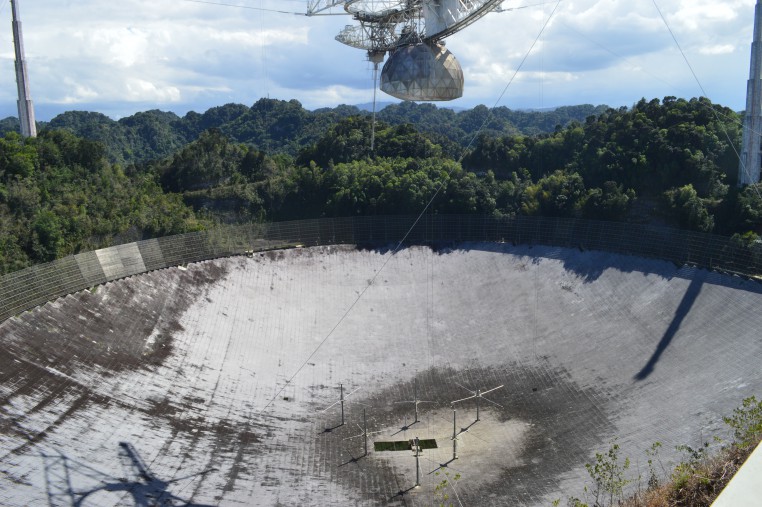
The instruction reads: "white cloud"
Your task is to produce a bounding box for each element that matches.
[59,79,99,104]
[289,84,376,106]
[0,0,756,120]
[125,79,182,103]
[204,27,307,46]
[671,0,741,32]
[699,44,736,56]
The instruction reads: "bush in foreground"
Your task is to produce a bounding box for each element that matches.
[558,396,762,507]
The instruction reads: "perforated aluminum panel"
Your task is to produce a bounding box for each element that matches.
[380,43,464,101]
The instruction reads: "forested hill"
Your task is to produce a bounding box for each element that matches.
[0,100,607,165]
[1,96,761,276]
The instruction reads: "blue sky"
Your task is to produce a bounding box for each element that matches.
[0,0,757,120]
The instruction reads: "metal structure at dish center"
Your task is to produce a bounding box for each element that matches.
[306,1,504,100]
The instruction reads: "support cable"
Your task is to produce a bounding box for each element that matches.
[446,474,466,507]
[371,61,379,152]
[652,0,762,197]
[259,0,563,414]
[556,17,751,132]
[177,0,346,15]
[456,0,563,163]
[260,0,269,100]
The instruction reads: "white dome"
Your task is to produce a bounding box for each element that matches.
[380,43,464,101]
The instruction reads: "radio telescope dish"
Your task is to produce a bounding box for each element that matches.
[307,0,504,101]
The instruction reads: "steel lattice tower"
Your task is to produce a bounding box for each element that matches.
[740,0,762,186]
[10,0,36,138]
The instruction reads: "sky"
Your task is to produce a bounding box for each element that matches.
[0,0,757,121]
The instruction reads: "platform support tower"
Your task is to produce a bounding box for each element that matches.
[10,0,37,138]
[740,0,762,186]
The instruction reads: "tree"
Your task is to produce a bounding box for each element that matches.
[583,182,635,221]
[665,184,715,232]
[0,132,39,178]
[31,210,64,261]
[523,170,586,217]
[158,129,246,192]
[737,183,762,233]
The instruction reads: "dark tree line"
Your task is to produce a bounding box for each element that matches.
[144,97,760,237]
[0,130,203,274]
[0,99,608,166]
[1,96,761,276]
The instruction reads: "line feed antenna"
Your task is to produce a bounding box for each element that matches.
[451,383,504,424]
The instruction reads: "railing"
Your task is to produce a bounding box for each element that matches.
[1,215,759,323]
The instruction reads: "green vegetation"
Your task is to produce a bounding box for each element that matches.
[585,441,632,506]
[556,396,762,507]
[0,100,608,166]
[0,130,205,274]
[433,470,461,507]
[724,396,762,450]
[1,96,761,276]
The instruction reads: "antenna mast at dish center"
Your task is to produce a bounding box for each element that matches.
[10,0,36,138]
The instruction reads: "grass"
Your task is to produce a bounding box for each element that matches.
[620,442,755,507]
[559,396,762,507]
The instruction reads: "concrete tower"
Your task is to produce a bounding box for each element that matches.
[10,0,37,138]
[740,0,762,186]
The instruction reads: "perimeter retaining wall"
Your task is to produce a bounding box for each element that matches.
[1,215,760,323]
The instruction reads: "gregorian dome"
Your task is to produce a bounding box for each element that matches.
[310,1,501,103]
[380,42,464,101]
